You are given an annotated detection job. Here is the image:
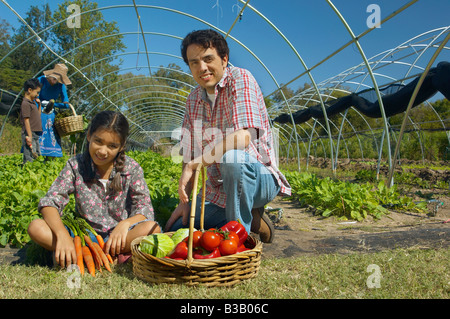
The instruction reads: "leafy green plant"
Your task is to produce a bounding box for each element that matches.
[0,151,182,247]
[282,170,426,221]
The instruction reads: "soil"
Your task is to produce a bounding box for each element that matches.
[261,190,450,259]
[1,186,449,265]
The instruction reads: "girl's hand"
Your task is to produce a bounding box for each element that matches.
[54,231,77,268]
[104,220,130,256]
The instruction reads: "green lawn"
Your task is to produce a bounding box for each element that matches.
[1,247,448,299]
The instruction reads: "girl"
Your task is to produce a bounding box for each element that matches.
[28,111,160,268]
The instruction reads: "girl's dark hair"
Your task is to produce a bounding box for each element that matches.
[79,111,129,192]
[24,78,42,91]
[181,29,229,65]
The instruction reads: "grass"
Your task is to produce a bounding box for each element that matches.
[1,247,448,299]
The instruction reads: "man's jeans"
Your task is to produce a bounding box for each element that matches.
[169,150,280,233]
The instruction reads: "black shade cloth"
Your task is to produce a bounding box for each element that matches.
[274,61,450,124]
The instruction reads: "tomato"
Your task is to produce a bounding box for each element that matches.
[226,231,240,246]
[183,230,203,248]
[200,230,221,251]
[220,220,248,246]
[193,247,221,259]
[168,241,188,260]
[219,239,238,256]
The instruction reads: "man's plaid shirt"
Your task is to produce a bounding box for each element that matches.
[181,66,291,207]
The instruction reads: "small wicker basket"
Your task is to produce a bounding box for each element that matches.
[131,165,263,287]
[54,104,84,137]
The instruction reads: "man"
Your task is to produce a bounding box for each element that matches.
[164,29,291,243]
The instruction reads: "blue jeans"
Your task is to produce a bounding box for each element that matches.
[169,150,280,233]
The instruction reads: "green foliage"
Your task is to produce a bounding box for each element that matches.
[283,170,426,221]
[0,151,180,247]
[127,150,182,227]
[0,155,67,247]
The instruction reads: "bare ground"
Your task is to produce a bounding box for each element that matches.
[261,190,450,259]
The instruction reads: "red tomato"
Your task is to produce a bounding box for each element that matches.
[200,230,221,251]
[219,239,238,256]
[183,230,203,248]
[227,231,240,246]
[220,220,248,246]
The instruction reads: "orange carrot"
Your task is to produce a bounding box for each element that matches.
[82,245,95,277]
[84,235,103,268]
[94,234,114,266]
[73,236,84,276]
[96,235,105,249]
[93,242,112,273]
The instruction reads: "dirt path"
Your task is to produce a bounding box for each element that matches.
[261,194,450,259]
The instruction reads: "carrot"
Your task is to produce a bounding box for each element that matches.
[94,234,113,266]
[84,235,103,268]
[73,236,84,276]
[82,245,95,277]
[77,218,114,268]
[96,235,105,249]
[93,242,112,273]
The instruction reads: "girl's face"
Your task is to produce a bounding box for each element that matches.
[87,128,123,173]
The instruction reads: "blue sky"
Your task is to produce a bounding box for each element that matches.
[1,0,449,98]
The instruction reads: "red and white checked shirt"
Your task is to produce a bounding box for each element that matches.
[181,66,291,207]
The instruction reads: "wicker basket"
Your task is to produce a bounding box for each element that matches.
[54,104,84,137]
[131,165,263,287]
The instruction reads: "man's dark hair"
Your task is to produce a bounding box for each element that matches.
[181,29,229,65]
[23,78,42,91]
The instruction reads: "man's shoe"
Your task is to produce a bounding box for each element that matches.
[251,207,275,243]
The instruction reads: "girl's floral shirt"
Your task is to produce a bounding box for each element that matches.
[38,154,155,235]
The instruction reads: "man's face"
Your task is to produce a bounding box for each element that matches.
[186,43,228,94]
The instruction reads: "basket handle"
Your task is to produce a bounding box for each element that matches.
[186,164,206,263]
[68,103,77,116]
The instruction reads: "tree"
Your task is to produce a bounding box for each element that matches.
[51,0,125,112]
[8,4,55,76]
[0,19,32,92]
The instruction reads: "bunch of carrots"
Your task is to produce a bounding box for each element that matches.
[62,215,113,277]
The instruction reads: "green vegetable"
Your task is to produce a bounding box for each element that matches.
[139,233,174,258]
[170,228,194,246]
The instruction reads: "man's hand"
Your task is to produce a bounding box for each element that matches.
[178,159,201,203]
[164,202,191,232]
